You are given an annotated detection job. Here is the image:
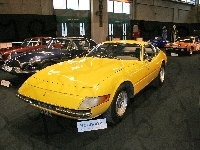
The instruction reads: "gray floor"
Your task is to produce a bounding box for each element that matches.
[0,54,200,150]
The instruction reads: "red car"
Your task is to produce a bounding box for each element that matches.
[0,37,52,61]
[165,36,200,56]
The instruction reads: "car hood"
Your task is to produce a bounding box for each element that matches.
[19,57,135,96]
[8,48,60,62]
[1,45,45,56]
[18,57,137,108]
[0,46,23,53]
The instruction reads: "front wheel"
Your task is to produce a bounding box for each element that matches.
[102,84,129,125]
[152,65,165,88]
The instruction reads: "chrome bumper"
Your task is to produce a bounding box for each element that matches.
[2,64,39,74]
[16,94,92,119]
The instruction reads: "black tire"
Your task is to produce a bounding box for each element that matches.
[152,65,165,88]
[102,84,130,125]
[165,49,171,56]
[188,48,193,56]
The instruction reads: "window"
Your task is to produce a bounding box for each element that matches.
[53,0,90,10]
[108,0,114,12]
[107,0,130,14]
[123,2,130,14]
[172,0,196,5]
[79,0,90,10]
[67,0,78,10]
[114,1,122,13]
[53,0,66,9]
[80,23,85,36]
[67,0,90,10]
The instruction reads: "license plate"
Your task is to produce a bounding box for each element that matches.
[181,49,184,51]
[40,109,52,117]
[171,53,178,56]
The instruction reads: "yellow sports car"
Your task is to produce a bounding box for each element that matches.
[17,40,167,124]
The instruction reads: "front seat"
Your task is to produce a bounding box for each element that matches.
[135,48,141,60]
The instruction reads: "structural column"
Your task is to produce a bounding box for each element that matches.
[91,0,108,43]
[41,0,54,15]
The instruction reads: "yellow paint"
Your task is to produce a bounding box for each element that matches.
[18,40,167,120]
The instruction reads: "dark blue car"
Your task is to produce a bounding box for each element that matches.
[2,37,97,75]
[148,37,170,48]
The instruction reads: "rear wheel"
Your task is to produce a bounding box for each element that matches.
[102,84,130,125]
[189,48,193,56]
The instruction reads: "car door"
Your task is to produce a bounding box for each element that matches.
[143,44,161,84]
[128,46,147,94]
[131,60,147,94]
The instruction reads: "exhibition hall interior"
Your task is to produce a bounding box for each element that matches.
[0,0,200,150]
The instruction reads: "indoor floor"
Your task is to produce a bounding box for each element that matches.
[0,54,200,150]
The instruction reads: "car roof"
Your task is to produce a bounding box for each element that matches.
[26,36,52,39]
[52,37,89,40]
[102,40,148,45]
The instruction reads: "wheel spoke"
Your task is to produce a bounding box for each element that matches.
[116,91,128,117]
[160,67,165,83]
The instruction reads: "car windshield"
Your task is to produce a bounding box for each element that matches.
[21,38,31,46]
[87,43,141,60]
[184,39,193,43]
[47,38,90,50]
[21,38,50,46]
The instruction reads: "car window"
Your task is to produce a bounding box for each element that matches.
[62,40,77,50]
[144,44,158,59]
[73,40,89,50]
[184,39,193,43]
[21,38,32,46]
[87,43,141,60]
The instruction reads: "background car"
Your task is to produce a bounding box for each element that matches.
[2,37,97,76]
[148,37,170,48]
[0,37,52,62]
[165,36,200,56]
[17,40,167,125]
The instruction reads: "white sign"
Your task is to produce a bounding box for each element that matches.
[1,80,11,87]
[171,53,178,56]
[77,118,107,132]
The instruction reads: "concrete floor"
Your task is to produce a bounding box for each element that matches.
[0,54,200,150]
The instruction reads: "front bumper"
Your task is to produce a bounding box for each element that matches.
[165,47,187,54]
[172,48,187,53]
[16,93,92,119]
[2,64,39,74]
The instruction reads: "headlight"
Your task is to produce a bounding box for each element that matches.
[79,95,110,109]
[29,56,41,64]
[7,54,11,60]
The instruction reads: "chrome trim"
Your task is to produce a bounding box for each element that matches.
[16,94,92,119]
[2,64,39,73]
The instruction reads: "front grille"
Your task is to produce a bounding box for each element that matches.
[6,60,20,67]
[16,94,91,119]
